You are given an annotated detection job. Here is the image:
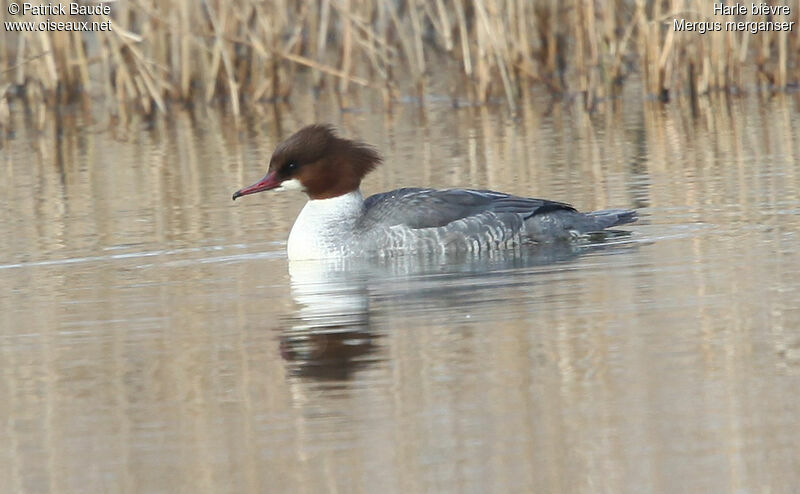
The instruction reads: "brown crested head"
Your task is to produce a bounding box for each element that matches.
[232,124,381,201]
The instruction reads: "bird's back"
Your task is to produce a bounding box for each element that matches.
[357,187,596,255]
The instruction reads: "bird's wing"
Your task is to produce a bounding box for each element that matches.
[360,187,576,229]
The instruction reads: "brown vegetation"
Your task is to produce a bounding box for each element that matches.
[1,0,799,129]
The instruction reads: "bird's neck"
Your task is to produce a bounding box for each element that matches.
[287,190,364,260]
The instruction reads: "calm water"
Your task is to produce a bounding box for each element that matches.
[2,90,800,493]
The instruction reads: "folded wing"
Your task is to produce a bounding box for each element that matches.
[360,187,576,230]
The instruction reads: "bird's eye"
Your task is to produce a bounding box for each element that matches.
[286,162,298,172]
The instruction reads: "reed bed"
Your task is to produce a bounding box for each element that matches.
[1,0,799,129]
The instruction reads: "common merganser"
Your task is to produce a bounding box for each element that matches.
[233,125,637,260]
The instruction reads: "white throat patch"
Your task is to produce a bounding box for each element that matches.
[276,178,306,192]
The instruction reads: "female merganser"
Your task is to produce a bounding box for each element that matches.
[233,125,636,260]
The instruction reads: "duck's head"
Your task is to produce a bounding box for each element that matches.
[232,124,381,201]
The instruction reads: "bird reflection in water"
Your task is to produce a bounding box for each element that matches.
[279,259,379,380]
[278,240,639,381]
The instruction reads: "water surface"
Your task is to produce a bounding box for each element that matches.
[1,91,800,493]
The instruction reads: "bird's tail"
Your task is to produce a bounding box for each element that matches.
[584,209,638,230]
[523,208,638,243]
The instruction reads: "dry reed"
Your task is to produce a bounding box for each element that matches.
[1,0,799,130]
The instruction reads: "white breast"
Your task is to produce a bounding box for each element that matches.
[287,191,365,260]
